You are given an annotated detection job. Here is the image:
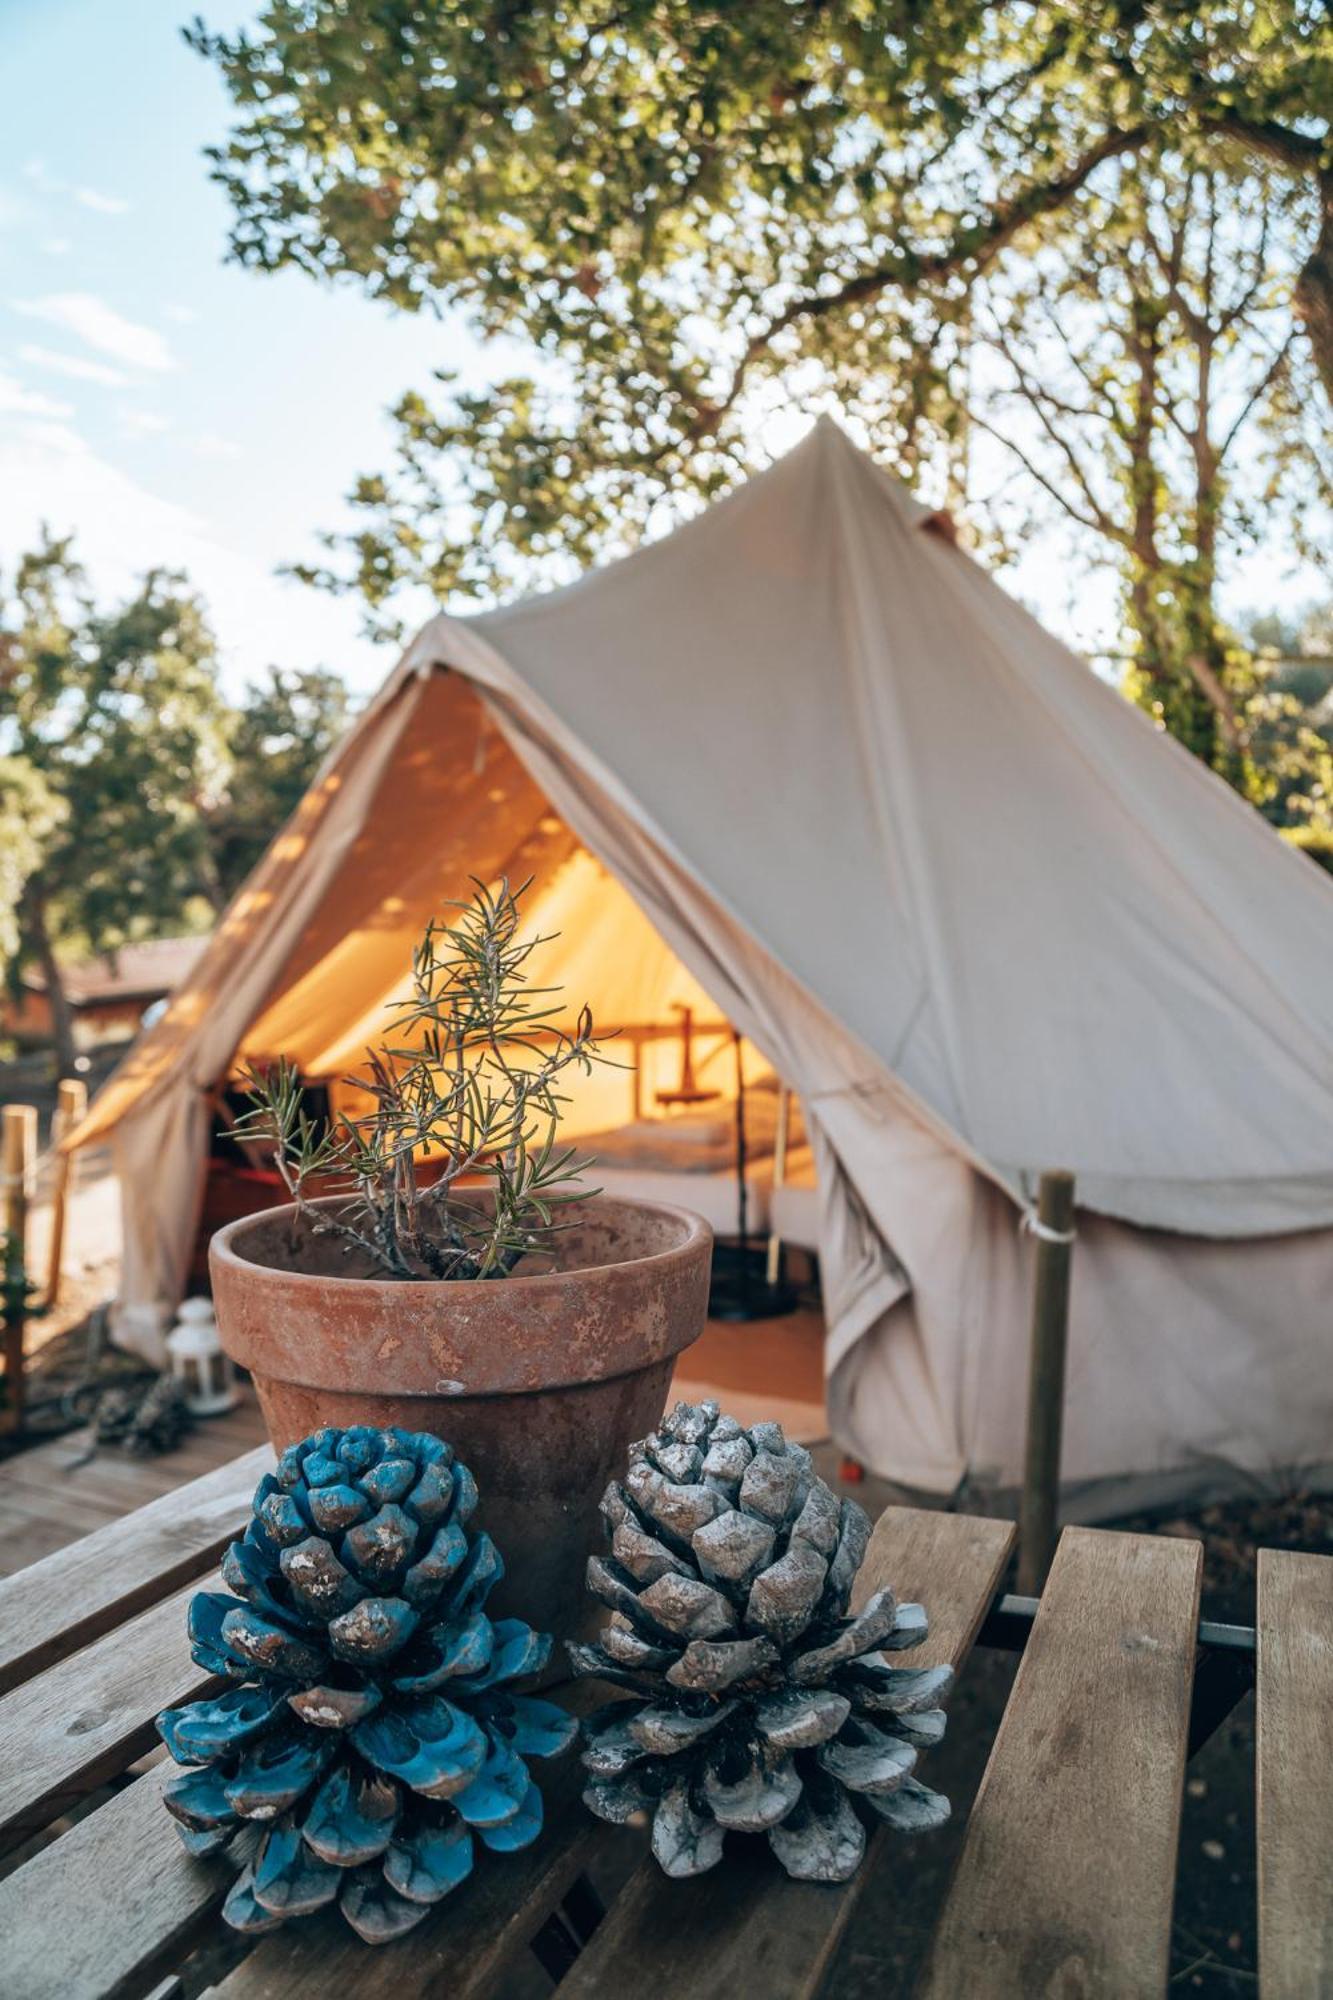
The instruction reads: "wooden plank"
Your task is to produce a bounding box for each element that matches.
[0,1760,242,2000]
[0,1515,78,1573]
[0,1446,200,1504]
[209,1755,605,1999]
[0,1572,218,1853]
[0,1483,127,1541]
[0,1397,269,1577]
[0,1445,269,1694]
[920,1526,1201,1999]
[1257,1546,1333,1998]
[0,1403,267,1505]
[557,1505,1017,2000]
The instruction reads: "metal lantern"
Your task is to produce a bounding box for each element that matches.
[166,1296,238,1416]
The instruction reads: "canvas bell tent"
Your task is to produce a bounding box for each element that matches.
[70,418,1333,1508]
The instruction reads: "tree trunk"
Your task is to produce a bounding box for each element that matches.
[1295,172,1333,407]
[1181,326,1240,781]
[21,884,77,1079]
[1124,298,1172,693]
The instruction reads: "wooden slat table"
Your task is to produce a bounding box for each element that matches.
[0,1453,1317,1998]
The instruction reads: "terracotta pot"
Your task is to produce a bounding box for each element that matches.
[209,1193,712,1642]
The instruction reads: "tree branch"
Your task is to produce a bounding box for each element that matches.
[970,409,1130,546]
[1218,330,1296,461]
[1206,114,1326,175]
[693,124,1152,437]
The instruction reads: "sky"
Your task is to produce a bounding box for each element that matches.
[0,0,1319,700]
[0,0,473,695]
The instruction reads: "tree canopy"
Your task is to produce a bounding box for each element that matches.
[0,536,233,1067]
[190,2,1331,614]
[205,666,351,901]
[0,538,352,1070]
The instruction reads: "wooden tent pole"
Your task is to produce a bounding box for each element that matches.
[1,1104,38,1437]
[44,1077,86,1309]
[1017,1168,1077,1595]
[765,1084,791,1288]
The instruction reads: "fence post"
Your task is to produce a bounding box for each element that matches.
[1,1103,38,1437]
[1017,1168,1077,1595]
[44,1076,86,1310]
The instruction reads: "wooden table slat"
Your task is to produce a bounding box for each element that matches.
[0,1571,219,1854]
[1257,1545,1333,1999]
[556,1505,1017,2000]
[920,1524,1202,2000]
[0,1445,270,1696]
[0,1760,242,2000]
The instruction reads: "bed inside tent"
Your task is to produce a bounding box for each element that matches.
[188,665,818,1290]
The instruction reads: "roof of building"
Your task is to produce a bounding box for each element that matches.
[25,935,210,1008]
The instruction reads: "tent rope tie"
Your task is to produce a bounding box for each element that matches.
[1019,1207,1077,1246]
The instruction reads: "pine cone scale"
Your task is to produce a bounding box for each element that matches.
[753,1685,851,1750]
[288,1681,381,1728]
[702,1753,801,1831]
[665,1633,779,1692]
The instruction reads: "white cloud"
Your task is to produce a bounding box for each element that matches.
[0,414,382,693]
[20,161,129,218]
[0,370,72,420]
[163,303,197,325]
[189,432,241,461]
[118,408,170,437]
[41,236,70,256]
[13,292,175,372]
[75,187,130,216]
[19,342,130,388]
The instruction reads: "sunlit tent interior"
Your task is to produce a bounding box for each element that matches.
[69,418,1333,1511]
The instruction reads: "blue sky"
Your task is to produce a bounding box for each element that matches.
[0,1,1316,698]
[0,0,474,694]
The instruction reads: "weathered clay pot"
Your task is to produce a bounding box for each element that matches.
[209,1193,711,1643]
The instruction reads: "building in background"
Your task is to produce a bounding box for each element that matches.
[3,937,208,1051]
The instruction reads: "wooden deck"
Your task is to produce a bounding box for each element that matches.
[0,1394,270,1577]
[0,1307,828,1579]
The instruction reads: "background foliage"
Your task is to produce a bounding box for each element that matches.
[191,0,1333,834]
[0,537,350,1071]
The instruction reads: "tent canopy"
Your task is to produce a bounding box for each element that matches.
[74,418,1333,1499]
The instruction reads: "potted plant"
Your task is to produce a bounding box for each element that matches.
[208,879,712,1640]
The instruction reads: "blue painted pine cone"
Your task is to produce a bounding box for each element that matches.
[570,1403,950,1882]
[158,1426,576,1945]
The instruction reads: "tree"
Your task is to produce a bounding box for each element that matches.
[0,758,63,967]
[1240,600,1333,835]
[190,1,1331,630]
[0,537,232,1074]
[965,147,1333,816]
[206,667,351,903]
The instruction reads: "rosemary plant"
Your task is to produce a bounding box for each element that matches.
[236,878,608,1280]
